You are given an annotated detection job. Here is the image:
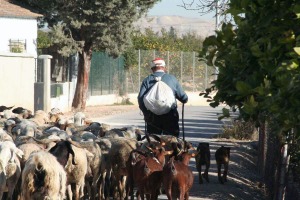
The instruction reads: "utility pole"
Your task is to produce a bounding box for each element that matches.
[214,0,219,80]
[215,0,219,31]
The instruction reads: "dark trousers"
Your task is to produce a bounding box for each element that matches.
[146,109,180,137]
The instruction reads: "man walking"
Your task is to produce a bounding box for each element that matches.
[138,58,188,137]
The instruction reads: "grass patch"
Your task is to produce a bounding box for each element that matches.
[113,97,134,105]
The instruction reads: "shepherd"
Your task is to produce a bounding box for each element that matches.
[138,57,188,138]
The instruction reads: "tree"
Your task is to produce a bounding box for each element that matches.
[123,27,204,72]
[180,0,230,25]
[37,30,52,55]
[200,0,300,133]
[17,0,160,110]
[200,3,300,198]
[181,0,228,15]
[129,28,203,52]
[37,30,52,49]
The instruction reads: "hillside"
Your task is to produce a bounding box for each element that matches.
[134,15,216,39]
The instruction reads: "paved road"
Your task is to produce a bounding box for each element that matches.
[92,105,263,200]
[93,105,228,141]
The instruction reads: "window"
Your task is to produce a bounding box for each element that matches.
[9,39,26,53]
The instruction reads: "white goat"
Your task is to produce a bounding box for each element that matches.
[21,151,67,200]
[0,141,23,200]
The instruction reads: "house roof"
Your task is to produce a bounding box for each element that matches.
[0,0,42,19]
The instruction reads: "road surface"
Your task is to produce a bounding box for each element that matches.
[92,105,264,200]
[93,105,227,140]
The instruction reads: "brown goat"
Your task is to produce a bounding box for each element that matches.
[133,152,163,200]
[163,149,196,200]
[195,142,211,184]
[125,144,172,200]
[108,138,138,199]
[215,146,230,184]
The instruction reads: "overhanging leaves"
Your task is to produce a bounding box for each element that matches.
[200,0,300,133]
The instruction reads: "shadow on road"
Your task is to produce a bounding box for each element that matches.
[95,106,265,199]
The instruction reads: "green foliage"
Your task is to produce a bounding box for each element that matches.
[123,27,204,69]
[37,30,52,49]
[131,27,203,52]
[18,0,159,57]
[123,46,138,70]
[200,0,300,135]
[11,46,23,53]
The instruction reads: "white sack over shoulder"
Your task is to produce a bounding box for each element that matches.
[143,76,175,115]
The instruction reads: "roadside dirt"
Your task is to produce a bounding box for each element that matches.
[187,139,266,200]
[65,104,139,119]
[69,105,266,200]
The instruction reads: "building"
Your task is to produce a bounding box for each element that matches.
[0,0,42,57]
[0,0,42,111]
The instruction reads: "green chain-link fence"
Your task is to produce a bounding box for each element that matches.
[89,50,216,96]
[89,52,125,96]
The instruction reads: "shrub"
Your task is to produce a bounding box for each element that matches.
[114,97,134,105]
[215,119,258,140]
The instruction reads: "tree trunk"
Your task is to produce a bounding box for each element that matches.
[72,48,92,110]
[258,120,266,182]
[276,143,289,200]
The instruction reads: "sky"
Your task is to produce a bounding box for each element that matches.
[148,0,215,20]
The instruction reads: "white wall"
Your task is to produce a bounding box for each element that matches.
[0,53,35,111]
[0,17,38,57]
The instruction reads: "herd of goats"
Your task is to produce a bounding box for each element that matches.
[0,105,230,200]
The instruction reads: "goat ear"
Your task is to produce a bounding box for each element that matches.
[11,146,24,159]
[149,134,161,142]
[145,132,151,143]
[15,148,24,159]
[9,150,16,163]
[145,145,154,152]
[144,161,151,175]
[131,153,137,165]
[164,150,173,155]
[84,149,94,160]
[188,149,198,157]
[65,141,76,165]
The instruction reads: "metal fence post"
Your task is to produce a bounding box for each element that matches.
[205,61,208,89]
[192,52,195,92]
[167,51,170,73]
[138,50,141,88]
[180,51,183,85]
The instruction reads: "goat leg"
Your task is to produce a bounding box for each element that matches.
[217,164,224,184]
[67,184,73,200]
[202,164,209,183]
[223,163,228,182]
[179,187,185,200]
[184,191,190,200]
[198,165,203,184]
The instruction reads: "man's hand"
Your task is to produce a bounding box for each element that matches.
[182,98,188,104]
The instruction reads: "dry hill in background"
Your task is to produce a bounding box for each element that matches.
[134,15,216,39]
